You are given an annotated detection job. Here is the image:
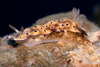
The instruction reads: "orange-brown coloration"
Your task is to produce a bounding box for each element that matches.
[7,8,92,46]
[8,19,80,40]
[10,31,92,46]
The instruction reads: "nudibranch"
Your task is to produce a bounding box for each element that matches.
[7,8,92,46]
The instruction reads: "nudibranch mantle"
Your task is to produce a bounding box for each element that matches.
[7,8,92,46]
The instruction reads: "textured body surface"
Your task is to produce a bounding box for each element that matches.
[0,8,100,67]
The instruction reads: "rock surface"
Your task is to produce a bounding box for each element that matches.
[0,38,100,67]
[0,10,100,67]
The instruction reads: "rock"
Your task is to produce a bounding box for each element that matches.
[0,9,100,67]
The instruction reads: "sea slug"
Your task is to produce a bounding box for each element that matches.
[7,8,92,46]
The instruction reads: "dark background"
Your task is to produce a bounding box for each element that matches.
[0,0,100,36]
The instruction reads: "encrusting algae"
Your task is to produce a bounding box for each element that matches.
[0,8,100,67]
